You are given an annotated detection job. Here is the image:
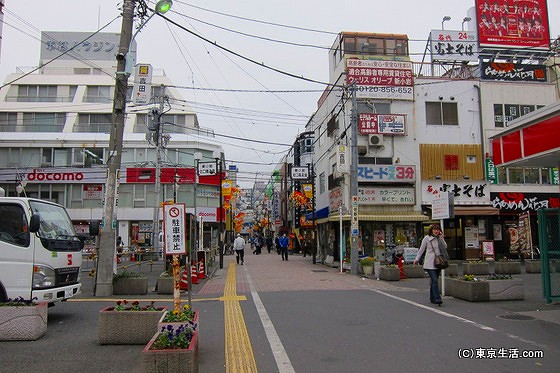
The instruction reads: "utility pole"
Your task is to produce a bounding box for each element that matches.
[96,0,135,296]
[349,83,359,275]
[152,87,165,256]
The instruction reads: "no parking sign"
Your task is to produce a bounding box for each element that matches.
[163,203,186,255]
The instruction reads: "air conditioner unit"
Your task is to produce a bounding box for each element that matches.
[368,134,384,146]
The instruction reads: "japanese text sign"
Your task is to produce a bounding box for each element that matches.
[430,30,478,62]
[198,161,217,176]
[291,166,309,180]
[163,203,186,255]
[358,187,415,205]
[358,113,406,135]
[132,64,153,105]
[357,165,416,183]
[346,59,414,100]
[422,181,490,204]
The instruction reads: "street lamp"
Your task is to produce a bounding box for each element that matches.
[442,16,451,30]
[193,152,201,253]
[462,16,471,31]
[96,0,173,297]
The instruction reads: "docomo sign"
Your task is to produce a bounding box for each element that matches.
[26,168,84,182]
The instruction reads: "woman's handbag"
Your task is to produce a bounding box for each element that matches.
[434,255,449,269]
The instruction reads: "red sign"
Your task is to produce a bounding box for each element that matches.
[358,113,406,135]
[475,0,550,49]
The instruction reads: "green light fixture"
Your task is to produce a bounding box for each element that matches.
[155,0,173,14]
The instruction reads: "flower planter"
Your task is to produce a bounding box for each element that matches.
[403,265,425,278]
[524,260,541,273]
[113,276,149,295]
[488,278,524,301]
[361,265,374,276]
[379,266,400,281]
[463,262,489,275]
[156,277,174,294]
[143,330,199,373]
[0,303,48,341]
[158,310,199,335]
[98,307,166,345]
[494,261,521,274]
[445,278,489,302]
[445,277,524,302]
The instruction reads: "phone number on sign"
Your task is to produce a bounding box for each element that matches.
[458,348,544,359]
[356,86,413,94]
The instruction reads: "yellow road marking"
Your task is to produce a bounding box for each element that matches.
[225,262,258,373]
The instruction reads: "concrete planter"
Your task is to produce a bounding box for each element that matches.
[379,266,400,281]
[403,265,425,278]
[445,278,489,302]
[488,278,524,301]
[524,260,541,273]
[113,276,149,295]
[494,261,521,274]
[463,262,490,275]
[98,307,166,345]
[143,330,199,373]
[445,277,524,302]
[0,303,48,341]
[156,277,174,294]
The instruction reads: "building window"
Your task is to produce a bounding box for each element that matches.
[493,103,544,127]
[426,102,458,125]
[327,115,339,137]
[76,113,112,133]
[17,85,58,102]
[0,112,17,131]
[22,113,65,132]
[84,86,112,103]
[319,172,326,194]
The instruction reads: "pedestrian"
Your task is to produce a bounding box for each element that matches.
[413,224,448,306]
[275,235,281,255]
[279,233,289,261]
[233,233,245,265]
[266,235,273,253]
[252,234,261,255]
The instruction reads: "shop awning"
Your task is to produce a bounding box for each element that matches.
[317,211,429,224]
[453,206,500,216]
[305,206,329,221]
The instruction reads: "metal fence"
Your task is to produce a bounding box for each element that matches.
[538,208,560,303]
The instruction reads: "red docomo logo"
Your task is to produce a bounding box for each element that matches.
[27,169,84,181]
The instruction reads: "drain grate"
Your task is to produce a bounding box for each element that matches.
[311,269,328,273]
[498,314,535,321]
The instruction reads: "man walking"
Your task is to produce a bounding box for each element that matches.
[233,233,246,265]
[279,233,289,261]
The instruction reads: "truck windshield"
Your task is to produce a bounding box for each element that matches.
[29,200,83,251]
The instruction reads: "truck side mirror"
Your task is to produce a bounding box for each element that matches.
[89,220,100,236]
[29,214,41,233]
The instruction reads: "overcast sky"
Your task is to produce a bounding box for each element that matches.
[1,0,559,188]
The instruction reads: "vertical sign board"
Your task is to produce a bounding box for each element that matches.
[163,203,186,255]
[351,196,359,237]
[132,64,153,105]
[431,193,450,220]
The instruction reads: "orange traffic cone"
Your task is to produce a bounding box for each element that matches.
[198,259,206,279]
[191,263,199,284]
[130,252,136,261]
[180,269,189,290]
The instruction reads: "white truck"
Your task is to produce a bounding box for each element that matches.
[0,187,97,303]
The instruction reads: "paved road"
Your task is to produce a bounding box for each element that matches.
[1,251,560,372]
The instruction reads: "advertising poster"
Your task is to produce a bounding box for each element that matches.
[475,0,550,49]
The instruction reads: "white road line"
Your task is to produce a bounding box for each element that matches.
[245,268,296,373]
[372,289,548,349]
